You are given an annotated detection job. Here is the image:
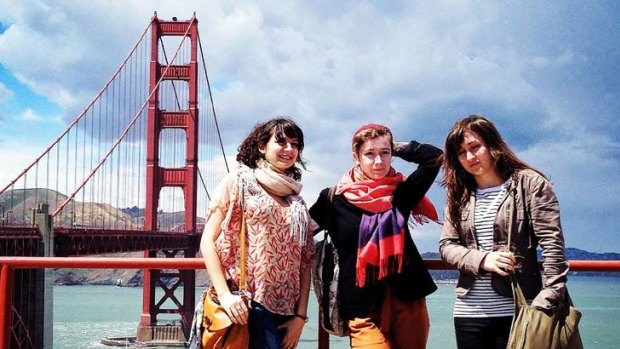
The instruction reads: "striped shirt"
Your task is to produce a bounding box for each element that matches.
[454,180,514,318]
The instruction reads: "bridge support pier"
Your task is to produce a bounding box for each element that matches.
[33,203,53,349]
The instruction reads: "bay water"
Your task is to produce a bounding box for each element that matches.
[54,275,619,348]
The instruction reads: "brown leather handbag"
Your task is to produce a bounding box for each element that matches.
[201,213,250,349]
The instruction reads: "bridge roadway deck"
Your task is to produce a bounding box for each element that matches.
[0,227,200,256]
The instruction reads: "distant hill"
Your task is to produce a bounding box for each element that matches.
[0,188,139,227]
[564,247,620,260]
[423,248,620,261]
[0,188,208,286]
[423,248,620,280]
[0,188,205,230]
[59,247,620,287]
[54,251,211,287]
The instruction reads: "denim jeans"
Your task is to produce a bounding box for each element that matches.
[248,302,293,349]
[454,316,512,349]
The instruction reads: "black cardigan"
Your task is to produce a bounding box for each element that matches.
[309,141,442,319]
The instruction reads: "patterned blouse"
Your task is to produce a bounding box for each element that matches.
[208,169,315,315]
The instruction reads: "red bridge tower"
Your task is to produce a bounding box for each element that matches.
[139,14,199,340]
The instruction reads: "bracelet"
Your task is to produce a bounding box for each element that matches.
[294,313,308,323]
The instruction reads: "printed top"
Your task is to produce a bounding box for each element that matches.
[208,170,315,315]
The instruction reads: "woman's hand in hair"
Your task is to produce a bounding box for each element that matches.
[481,251,515,276]
[392,141,408,157]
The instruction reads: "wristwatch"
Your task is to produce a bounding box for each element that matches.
[294,313,309,323]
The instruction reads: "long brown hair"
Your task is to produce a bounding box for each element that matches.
[236,117,307,181]
[441,115,536,225]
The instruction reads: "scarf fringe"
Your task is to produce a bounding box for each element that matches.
[356,255,403,288]
[379,255,403,279]
[221,168,251,231]
[290,198,309,246]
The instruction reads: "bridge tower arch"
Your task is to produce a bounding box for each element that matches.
[139,13,199,340]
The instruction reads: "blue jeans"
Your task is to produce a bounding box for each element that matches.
[248,302,293,349]
[454,316,512,349]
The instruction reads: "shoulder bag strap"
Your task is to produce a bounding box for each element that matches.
[239,213,247,292]
[507,188,514,251]
[507,188,528,309]
[238,177,248,293]
[324,186,336,242]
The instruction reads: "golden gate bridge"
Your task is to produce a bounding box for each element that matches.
[0,13,229,348]
[1,12,620,349]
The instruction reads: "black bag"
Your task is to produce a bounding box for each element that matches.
[312,232,348,337]
[311,186,348,337]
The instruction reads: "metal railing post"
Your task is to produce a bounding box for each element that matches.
[318,320,330,349]
[0,264,14,349]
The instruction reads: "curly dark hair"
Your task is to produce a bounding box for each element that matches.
[236,117,307,180]
[441,115,537,226]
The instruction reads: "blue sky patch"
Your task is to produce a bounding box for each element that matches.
[0,64,63,116]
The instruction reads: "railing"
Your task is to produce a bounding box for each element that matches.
[1,257,619,349]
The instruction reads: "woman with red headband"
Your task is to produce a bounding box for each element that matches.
[309,123,443,349]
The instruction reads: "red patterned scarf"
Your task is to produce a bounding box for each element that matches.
[336,166,439,287]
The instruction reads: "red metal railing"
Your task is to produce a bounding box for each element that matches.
[1,257,619,349]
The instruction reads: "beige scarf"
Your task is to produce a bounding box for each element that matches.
[226,161,309,246]
[254,160,302,197]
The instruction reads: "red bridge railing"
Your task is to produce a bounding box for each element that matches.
[1,257,619,349]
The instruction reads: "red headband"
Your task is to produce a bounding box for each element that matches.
[352,123,391,144]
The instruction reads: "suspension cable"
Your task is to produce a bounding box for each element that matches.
[53,20,195,217]
[198,32,229,173]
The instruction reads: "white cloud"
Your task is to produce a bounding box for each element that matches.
[0,1,618,251]
[18,108,62,123]
[0,140,42,187]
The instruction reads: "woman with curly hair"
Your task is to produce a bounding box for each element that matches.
[439,115,568,349]
[200,117,315,349]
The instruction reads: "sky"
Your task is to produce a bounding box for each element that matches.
[0,1,619,253]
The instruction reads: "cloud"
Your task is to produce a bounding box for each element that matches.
[15,108,62,125]
[0,1,154,120]
[0,81,11,102]
[0,139,42,186]
[0,1,619,251]
[0,82,11,122]
[519,136,620,252]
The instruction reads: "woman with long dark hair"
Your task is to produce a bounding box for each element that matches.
[440,115,568,349]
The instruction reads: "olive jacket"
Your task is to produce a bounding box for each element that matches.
[439,169,568,310]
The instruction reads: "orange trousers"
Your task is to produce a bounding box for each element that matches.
[347,287,430,349]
